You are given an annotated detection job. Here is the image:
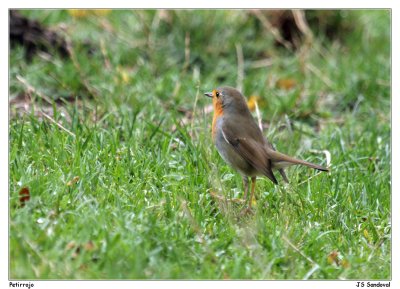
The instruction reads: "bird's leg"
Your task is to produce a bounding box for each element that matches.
[242,176,249,200]
[249,177,257,209]
[278,169,289,183]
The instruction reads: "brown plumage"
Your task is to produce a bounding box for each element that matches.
[205,86,328,209]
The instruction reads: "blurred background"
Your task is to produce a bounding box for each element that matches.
[10,10,390,121]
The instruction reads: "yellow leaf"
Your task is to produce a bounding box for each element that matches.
[247,95,261,111]
[341,259,350,268]
[276,78,296,90]
[121,71,130,83]
[363,229,370,240]
[93,9,111,16]
[68,10,90,18]
[67,176,80,186]
[116,66,130,84]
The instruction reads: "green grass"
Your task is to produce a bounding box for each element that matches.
[9,9,390,279]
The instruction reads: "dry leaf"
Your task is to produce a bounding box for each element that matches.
[66,241,77,250]
[341,259,350,268]
[19,187,30,207]
[276,78,297,90]
[84,240,95,251]
[327,250,339,265]
[68,10,90,18]
[66,240,98,264]
[247,95,261,111]
[67,176,80,186]
[210,191,224,201]
[327,250,349,268]
[116,66,130,84]
[68,9,110,18]
[72,246,81,259]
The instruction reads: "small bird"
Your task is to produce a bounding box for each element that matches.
[205,86,328,209]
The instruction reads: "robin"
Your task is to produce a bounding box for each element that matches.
[205,86,329,209]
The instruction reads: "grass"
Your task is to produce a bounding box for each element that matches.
[9,9,390,279]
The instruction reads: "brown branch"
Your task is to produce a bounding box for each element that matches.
[251,10,293,51]
[292,10,313,41]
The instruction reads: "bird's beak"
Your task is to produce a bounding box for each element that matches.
[204,92,213,98]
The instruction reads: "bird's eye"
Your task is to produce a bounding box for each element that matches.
[216,92,220,97]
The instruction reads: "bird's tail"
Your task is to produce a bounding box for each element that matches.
[268,150,329,171]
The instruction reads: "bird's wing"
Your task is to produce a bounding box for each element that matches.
[221,120,277,184]
[263,138,290,183]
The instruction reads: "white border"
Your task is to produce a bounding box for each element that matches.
[3,2,398,289]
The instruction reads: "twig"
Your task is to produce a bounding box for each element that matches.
[285,114,293,135]
[16,75,76,123]
[235,43,244,92]
[282,235,320,279]
[100,38,111,70]
[251,10,293,51]
[40,111,76,138]
[310,149,331,168]
[16,75,53,105]
[254,101,263,131]
[292,9,313,73]
[306,63,334,89]
[297,171,323,186]
[283,235,317,265]
[292,10,313,41]
[172,81,181,97]
[249,58,273,69]
[183,32,190,72]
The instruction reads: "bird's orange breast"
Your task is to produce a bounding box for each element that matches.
[211,98,224,141]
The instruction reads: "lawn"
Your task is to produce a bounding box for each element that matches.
[9,9,391,279]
